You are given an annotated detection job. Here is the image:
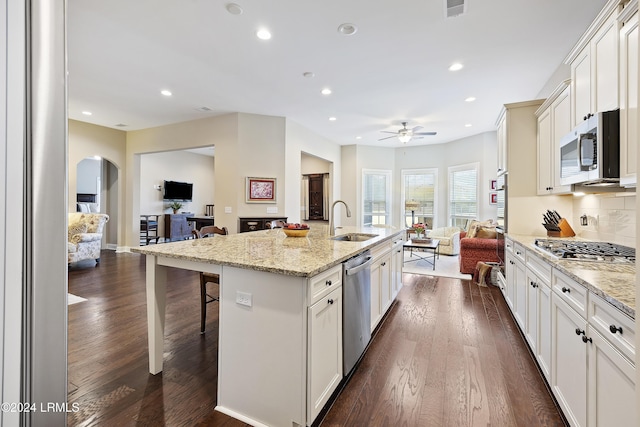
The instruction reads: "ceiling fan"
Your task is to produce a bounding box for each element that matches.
[378,122,437,143]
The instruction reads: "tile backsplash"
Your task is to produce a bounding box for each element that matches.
[572,193,636,248]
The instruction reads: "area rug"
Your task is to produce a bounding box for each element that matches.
[403,251,472,280]
[68,293,87,305]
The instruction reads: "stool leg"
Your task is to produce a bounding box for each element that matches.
[200,273,207,334]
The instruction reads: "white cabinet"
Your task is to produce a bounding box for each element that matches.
[570,11,619,127]
[391,238,404,299]
[536,82,572,195]
[370,242,393,332]
[496,113,507,175]
[525,252,553,382]
[551,270,637,427]
[619,9,638,187]
[512,242,527,330]
[551,293,589,427]
[504,239,516,310]
[307,286,343,424]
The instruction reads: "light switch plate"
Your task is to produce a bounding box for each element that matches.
[225,206,232,213]
[266,207,278,214]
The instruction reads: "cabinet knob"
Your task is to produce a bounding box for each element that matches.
[530,281,538,288]
[582,335,592,344]
[327,299,334,305]
[609,325,623,334]
[381,262,386,266]
[575,328,585,336]
[561,287,571,293]
[325,280,332,286]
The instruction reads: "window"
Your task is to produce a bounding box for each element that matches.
[362,169,391,226]
[448,163,478,228]
[401,169,437,228]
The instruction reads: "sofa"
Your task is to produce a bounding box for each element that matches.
[458,220,500,274]
[68,213,109,265]
[427,226,461,255]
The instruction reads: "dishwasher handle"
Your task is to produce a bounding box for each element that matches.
[344,256,373,276]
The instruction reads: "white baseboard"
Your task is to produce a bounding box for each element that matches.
[115,246,131,253]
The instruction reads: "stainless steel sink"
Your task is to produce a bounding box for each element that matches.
[330,233,378,242]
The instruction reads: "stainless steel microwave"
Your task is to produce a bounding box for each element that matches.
[559,109,620,186]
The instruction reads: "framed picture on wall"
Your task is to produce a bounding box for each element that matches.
[489,192,498,205]
[490,179,497,190]
[246,177,277,203]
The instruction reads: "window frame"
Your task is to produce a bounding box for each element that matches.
[361,168,392,227]
[448,162,479,228]
[400,168,438,228]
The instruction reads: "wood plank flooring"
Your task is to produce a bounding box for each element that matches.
[68,251,566,426]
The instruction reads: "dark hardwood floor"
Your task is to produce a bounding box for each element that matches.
[68,251,566,426]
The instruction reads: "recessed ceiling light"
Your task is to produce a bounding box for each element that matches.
[465,123,472,127]
[321,88,332,95]
[355,136,362,140]
[225,3,243,15]
[449,63,463,71]
[82,111,92,116]
[256,29,272,40]
[161,90,172,96]
[303,71,315,78]
[337,23,358,35]
[465,96,476,102]
[329,117,337,121]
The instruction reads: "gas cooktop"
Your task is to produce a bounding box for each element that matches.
[533,239,635,263]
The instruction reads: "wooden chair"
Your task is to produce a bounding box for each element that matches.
[192,225,228,333]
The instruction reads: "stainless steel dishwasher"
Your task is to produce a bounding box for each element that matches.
[342,250,373,374]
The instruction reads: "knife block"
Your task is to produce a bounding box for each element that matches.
[547,218,575,238]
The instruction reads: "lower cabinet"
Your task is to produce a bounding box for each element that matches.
[391,238,404,299]
[307,286,343,424]
[371,246,392,332]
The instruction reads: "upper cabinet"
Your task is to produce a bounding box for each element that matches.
[536,81,573,195]
[496,113,507,176]
[568,4,621,127]
[619,6,638,187]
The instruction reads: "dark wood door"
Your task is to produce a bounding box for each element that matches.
[308,175,324,220]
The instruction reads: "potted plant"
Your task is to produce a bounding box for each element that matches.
[168,201,183,214]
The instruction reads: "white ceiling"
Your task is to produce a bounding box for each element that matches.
[67,0,608,148]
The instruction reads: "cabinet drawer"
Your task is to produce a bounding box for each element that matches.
[553,269,588,318]
[505,237,514,253]
[589,294,636,363]
[526,250,551,285]
[308,265,342,306]
[513,242,526,263]
[371,241,392,261]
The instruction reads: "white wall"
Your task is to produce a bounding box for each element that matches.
[77,158,100,194]
[394,132,498,228]
[301,152,331,174]
[140,150,215,236]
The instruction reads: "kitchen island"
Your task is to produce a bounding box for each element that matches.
[132,224,405,427]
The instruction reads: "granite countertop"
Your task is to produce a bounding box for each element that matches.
[507,234,636,320]
[131,225,404,277]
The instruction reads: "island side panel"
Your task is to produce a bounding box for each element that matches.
[216,266,307,427]
[145,255,168,374]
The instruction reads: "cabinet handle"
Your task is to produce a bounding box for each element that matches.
[325,280,332,286]
[516,251,521,255]
[530,281,538,288]
[582,335,592,344]
[561,287,571,293]
[575,328,585,336]
[381,262,386,266]
[327,299,334,305]
[609,325,623,334]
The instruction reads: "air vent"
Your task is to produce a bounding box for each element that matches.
[114,123,128,127]
[196,106,213,112]
[445,0,466,18]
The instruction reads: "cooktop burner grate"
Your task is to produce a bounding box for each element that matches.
[533,239,635,262]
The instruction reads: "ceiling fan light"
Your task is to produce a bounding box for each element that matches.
[398,134,412,143]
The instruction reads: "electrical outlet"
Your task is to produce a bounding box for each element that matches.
[236,291,252,307]
[266,206,278,214]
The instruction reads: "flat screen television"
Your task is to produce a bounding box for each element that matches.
[163,180,193,201]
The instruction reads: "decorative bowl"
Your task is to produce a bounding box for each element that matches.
[282,228,310,237]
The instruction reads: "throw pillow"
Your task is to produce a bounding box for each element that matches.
[475,226,497,239]
[68,222,88,242]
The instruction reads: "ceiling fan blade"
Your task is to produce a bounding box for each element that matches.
[380,131,398,134]
[411,125,423,132]
[378,135,398,141]
[414,131,437,136]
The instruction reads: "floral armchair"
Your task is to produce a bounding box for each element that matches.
[427,226,461,255]
[68,213,109,265]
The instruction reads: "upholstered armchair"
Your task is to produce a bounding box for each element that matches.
[68,213,109,265]
[427,226,461,255]
[458,223,500,274]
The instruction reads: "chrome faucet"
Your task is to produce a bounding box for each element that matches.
[329,200,352,235]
